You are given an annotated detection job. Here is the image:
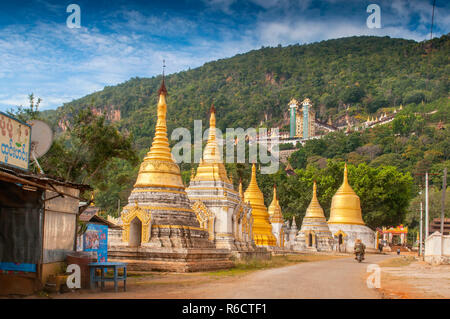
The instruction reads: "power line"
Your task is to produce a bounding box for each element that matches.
[430,0,437,40]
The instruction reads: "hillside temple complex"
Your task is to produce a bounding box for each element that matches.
[289,98,316,139]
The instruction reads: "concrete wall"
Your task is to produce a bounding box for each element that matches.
[425,232,450,265]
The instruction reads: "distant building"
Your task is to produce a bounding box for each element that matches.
[288,98,316,139]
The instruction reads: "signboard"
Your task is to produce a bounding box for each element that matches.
[83,224,108,262]
[0,112,31,170]
[0,262,36,273]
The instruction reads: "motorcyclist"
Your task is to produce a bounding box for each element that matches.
[354,239,366,261]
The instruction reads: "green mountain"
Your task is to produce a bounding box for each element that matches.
[47,34,449,149]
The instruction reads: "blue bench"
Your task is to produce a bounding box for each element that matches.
[88,262,127,292]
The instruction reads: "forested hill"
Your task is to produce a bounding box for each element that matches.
[50,34,449,148]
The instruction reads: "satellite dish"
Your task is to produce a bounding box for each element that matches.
[28,120,53,158]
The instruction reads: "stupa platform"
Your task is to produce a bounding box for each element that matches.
[328,223,376,252]
[108,245,233,272]
[231,247,271,260]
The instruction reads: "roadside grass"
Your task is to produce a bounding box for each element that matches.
[378,256,416,268]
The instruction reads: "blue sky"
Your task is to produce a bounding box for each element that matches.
[0,0,448,111]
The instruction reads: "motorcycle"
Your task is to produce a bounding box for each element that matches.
[355,252,364,262]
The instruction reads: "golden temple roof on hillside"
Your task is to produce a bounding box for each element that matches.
[133,79,184,189]
[328,163,365,225]
[191,105,231,184]
[304,181,326,219]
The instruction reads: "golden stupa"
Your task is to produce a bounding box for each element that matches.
[293,181,333,252]
[134,80,184,189]
[244,164,277,246]
[268,185,283,224]
[191,105,231,184]
[305,181,326,219]
[328,163,365,225]
[239,179,244,199]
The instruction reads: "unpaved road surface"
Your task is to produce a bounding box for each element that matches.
[53,254,389,299]
[184,254,389,299]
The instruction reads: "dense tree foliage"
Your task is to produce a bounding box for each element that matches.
[39,108,138,185]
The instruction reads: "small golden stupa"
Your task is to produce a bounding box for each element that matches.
[244,164,277,247]
[191,105,231,184]
[187,105,253,251]
[293,181,333,252]
[268,185,283,224]
[239,179,244,199]
[328,163,365,225]
[304,181,325,219]
[268,185,284,248]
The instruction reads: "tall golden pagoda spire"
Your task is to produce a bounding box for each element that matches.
[328,163,365,225]
[244,164,277,246]
[134,78,184,188]
[304,181,325,219]
[192,105,231,183]
[268,185,283,223]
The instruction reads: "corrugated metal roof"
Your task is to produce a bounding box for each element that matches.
[0,163,91,190]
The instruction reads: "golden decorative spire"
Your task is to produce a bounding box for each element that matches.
[90,192,95,206]
[192,105,231,183]
[190,166,196,180]
[134,78,185,188]
[328,163,365,225]
[244,164,277,246]
[239,178,244,199]
[304,181,326,219]
[268,185,283,223]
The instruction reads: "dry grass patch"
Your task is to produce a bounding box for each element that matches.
[208,254,343,277]
[378,256,416,268]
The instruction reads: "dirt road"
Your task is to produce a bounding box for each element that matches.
[53,254,389,299]
[184,254,389,299]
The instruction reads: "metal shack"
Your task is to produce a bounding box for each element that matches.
[0,164,90,295]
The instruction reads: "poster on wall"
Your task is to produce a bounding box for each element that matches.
[0,112,31,170]
[83,224,108,262]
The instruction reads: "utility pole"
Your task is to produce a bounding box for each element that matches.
[414,172,440,256]
[420,200,423,257]
[425,172,429,240]
[441,168,447,256]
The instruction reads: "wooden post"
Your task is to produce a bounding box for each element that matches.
[420,201,423,257]
[425,172,429,239]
